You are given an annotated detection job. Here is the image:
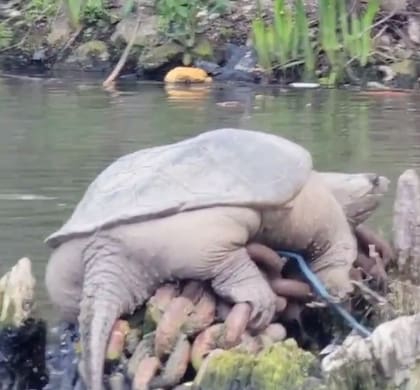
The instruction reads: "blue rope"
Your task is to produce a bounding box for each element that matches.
[277,250,372,338]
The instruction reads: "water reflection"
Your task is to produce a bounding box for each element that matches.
[0,74,419,320]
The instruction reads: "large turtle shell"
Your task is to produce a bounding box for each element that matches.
[46,128,313,248]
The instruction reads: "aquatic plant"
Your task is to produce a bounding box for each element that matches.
[251,0,315,80]
[319,0,380,85]
[252,0,380,85]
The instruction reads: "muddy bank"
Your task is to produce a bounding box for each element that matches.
[1,0,420,88]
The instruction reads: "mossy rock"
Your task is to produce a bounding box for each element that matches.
[75,40,109,59]
[251,339,323,390]
[194,339,325,390]
[138,41,184,71]
[62,40,110,72]
[191,38,214,60]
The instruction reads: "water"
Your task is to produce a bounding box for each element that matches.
[0,74,419,323]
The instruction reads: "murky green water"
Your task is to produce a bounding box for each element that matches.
[0,74,419,323]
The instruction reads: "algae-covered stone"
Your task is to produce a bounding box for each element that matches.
[251,339,323,390]
[63,40,110,72]
[191,38,214,60]
[138,41,184,71]
[193,348,254,389]
[193,339,323,390]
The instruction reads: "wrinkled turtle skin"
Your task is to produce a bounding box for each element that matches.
[44,128,389,390]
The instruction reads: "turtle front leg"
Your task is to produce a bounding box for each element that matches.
[210,247,277,331]
[309,236,358,301]
[288,172,359,301]
[355,224,395,267]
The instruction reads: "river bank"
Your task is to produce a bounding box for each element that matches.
[0,0,420,89]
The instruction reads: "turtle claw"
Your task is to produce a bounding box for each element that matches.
[355,224,395,267]
[223,303,251,347]
[354,249,388,288]
[133,356,161,390]
[154,281,202,358]
[105,320,130,361]
[191,324,225,370]
[183,287,216,337]
[267,277,313,301]
[146,283,181,324]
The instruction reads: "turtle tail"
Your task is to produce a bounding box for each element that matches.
[79,290,121,390]
[78,235,142,390]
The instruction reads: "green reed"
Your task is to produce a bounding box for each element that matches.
[252,0,380,85]
[252,0,314,79]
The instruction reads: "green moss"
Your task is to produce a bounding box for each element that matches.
[194,348,254,389]
[194,339,323,390]
[191,37,214,60]
[251,339,321,390]
[75,40,109,59]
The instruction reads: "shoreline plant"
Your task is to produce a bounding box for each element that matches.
[252,0,380,85]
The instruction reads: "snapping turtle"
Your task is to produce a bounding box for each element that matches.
[44,128,388,390]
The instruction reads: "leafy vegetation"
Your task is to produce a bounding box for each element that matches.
[0,0,388,87]
[26,0,58,19]
[252,0,380,85]
[64,0,115,27]
[60,0,227,63]
[155,0,227,65]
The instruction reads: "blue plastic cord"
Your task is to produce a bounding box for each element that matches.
[277,250,372,338]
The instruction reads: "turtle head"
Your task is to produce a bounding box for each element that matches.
[318,172,390,226]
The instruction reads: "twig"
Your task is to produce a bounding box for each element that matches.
[102,7,141,88]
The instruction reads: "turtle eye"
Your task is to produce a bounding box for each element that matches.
[367,174,380,187]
